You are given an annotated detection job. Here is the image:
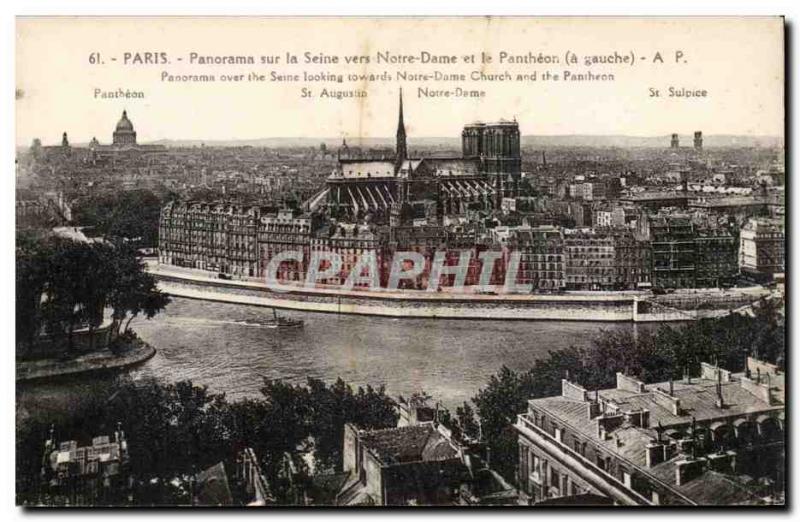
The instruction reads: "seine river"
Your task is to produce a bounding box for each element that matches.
[125,297,649,409]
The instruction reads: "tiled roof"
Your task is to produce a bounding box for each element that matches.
[360,424,459,465]
[419,158,481,176]
[525,368,784,504]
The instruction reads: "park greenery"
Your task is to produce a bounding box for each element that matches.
[15,231,170,357]
[17,298,784,504]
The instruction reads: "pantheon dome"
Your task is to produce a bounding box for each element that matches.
[112,110,137,146]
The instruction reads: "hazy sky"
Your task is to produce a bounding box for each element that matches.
[16,17,784,145]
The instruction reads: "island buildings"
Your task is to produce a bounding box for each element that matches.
[513,357,784,505]
[155,93,783,292]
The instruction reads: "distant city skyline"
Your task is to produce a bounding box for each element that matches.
[16,102,785,148]
[21,130,783,150]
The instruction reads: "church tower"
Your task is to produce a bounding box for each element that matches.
[395,89,407,169]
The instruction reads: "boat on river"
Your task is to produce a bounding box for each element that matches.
[260,309,304,329]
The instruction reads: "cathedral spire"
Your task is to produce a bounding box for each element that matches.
[396,88,407,165]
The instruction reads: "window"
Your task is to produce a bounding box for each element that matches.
[550,468,560,494]
[532,455,542,483]
[520,445,529,484]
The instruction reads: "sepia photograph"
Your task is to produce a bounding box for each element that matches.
[13,15,786,508]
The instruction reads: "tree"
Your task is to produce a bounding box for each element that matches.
[15,233,169,356]
[37,239,118,353]
[455,402,480,440]
[104,242,170,337]
[72,189,163,247]
[16,231,52,354]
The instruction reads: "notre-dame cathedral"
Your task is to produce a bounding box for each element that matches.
[327,90,521,223]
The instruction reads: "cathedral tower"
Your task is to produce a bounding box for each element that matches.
[395,89,407,169]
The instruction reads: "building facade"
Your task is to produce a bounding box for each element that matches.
[640,213,738,289]
[40,425,132,506]
[513,226,565,291]
[514,358,784,505]
[739,218,785,277]
[335,398,516,506]
[563,229,617,291]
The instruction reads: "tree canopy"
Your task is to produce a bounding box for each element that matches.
[17,376,398,505]
[72,189,163,247]
[16,231,169,355]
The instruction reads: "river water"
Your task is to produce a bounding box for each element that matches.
[125,297,648,409]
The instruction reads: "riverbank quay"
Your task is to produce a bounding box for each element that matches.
[16,338,156,383]
[146,261,772,322]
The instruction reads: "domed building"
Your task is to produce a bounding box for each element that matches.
[112,110,137,146]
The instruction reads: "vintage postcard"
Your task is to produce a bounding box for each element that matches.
[15,16,785,507]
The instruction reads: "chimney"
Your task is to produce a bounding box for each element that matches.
[596,413,625,440]
[646,441,665,467]
[342,423,360,474]
[616,372,646,393]
[562,378,589,402]
[715,384,725,409]
[625,409,650,428]
[747,356,781,378]
[707,451,735,473]
[652,387,682,416]
[739,374,774,405]
[655,422,665,443]
[675,458,705,486]
[587,401,601,419]
[715,371,726,409]
[701,361,732,383]
[663,441,677,462]
[677,438,694,456]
